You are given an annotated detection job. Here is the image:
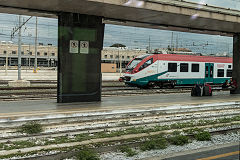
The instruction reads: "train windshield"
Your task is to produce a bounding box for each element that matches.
[126,55,149,72]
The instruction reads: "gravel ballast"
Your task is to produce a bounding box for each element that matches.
[100,131,240,160]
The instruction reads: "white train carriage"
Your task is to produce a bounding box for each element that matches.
[122,54,232,88]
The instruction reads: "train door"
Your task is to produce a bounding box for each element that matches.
[205,63,214,83]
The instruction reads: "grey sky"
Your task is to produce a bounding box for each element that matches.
[186,0,240,9]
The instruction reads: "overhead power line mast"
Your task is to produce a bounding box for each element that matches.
[10,16,33,80]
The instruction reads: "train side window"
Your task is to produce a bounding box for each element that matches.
[139,58,153,71]
[217,69,224,77]
[180,63,188,72]
[227,69,232,77]
[168,63,177,72]
[192,64,199,72]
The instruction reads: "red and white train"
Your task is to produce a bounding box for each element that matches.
[121,53,232,88]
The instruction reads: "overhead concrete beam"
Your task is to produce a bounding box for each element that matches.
[0,0,239,35]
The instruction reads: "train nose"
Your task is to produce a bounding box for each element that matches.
[119,76,131,82]
[125,76,131,82]
[119,77,124,82]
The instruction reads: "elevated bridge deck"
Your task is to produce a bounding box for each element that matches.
[0,0,240,35]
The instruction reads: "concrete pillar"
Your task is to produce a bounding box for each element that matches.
[231,33,240,94]
[57,13,104,103]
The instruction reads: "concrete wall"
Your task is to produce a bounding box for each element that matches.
[101,63,116,73]
[101,48,146,62]
[0,44,146,63]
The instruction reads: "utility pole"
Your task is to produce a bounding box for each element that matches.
[176,33,179,52]
[34,16,38,73]
[148,36,151,53]
[10,15,32,80]
[118,44,120,74]
[119,54,122,77]
[227,43,230,57]
[5,49,8,75]
[171,32,174,51]
[17,15,22,80]
[28,44,31,69]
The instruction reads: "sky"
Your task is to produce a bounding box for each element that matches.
[0,0,239,55]
[187,0,240,9]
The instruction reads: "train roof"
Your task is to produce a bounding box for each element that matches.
[152,54,232,63]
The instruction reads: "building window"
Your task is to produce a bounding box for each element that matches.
[228,65,232,69]
[168,63,177,72]
[116,55,119,58]
[29,52,32,55]
[44,52,47,56]
[127,56,130,59]
[37,52,40,56]
[180,63,188,72]
[110,55,113,58]
[217,69,224,77]
[51,53,55,56]
[192,64,199,72]
[21,51,24,55]
[12,51,16,54]
[104,55,107,59]
[122,56,124,59]
[227,69,232,77]
[3,51,7,54]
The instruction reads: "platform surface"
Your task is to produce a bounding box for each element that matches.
[0,91,240,118]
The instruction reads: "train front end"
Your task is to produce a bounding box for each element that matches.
[120,54,152,87]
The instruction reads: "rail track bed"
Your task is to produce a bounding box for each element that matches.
[0,82,196,101]
[0,86,226,101]
[0,80,238,159]
[0,102,239,159]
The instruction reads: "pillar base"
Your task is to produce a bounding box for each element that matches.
[8,80,30,87]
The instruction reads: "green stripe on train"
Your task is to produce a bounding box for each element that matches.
[127,71,229,86]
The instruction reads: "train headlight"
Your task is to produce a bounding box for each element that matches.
[133,79,136,81]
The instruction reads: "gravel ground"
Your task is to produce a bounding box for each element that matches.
[100,131,240,160]
[1,130,239,160]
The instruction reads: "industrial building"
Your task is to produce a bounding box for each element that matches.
[0,41,146,72]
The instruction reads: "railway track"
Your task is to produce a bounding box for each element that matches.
[1,105,239,141]
[0,103,239,159]
[0,85,227,101]
[0,81,237,159]
[0,80,123,86]
[0,80,57,84]
[13,127,240,160]
[0,84,195,101]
